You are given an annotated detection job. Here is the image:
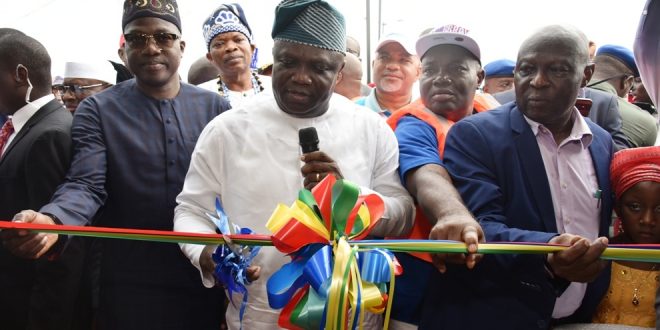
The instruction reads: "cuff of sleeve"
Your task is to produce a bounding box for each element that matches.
[544,256,571,296]
[186,243,216,288]
[41,212,68,261]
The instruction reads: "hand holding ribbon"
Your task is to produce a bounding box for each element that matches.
[208,198,261,328]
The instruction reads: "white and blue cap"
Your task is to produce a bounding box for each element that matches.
[416,24,480,62]
[203,3,253,51]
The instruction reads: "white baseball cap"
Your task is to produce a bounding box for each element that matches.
[375,32,416,56]
[416,24,480,62]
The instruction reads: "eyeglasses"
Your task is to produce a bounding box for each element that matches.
[123,33,180,49]
[53,83,107,96]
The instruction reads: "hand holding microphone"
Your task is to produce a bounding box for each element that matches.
[298,127,343,190]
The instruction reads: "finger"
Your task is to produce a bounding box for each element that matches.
[247,265,261,281]
[428,224,449,241]
[553,238,590,265]
[465,253,483,269]
[13,210,35,223]
[14,235,46,258]
[462,226,480,254]
[3,231,38,250]
[578,237,608,263]
[301,151,334,163]
[432,253,448,273]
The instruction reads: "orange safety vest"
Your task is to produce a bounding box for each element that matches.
[386,94,499,262]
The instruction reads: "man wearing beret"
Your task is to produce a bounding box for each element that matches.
[198,3,271,107]
[2,1,230,329]
[588,44,657,147]
[483,59,515,95]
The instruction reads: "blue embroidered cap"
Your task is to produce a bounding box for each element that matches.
[271,0,346,55]
[597,44,639,77]
[484,59,515,78]
[203,3,253,51]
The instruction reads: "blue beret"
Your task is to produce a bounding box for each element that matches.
[483,59,515,78]
[597,44,639,77]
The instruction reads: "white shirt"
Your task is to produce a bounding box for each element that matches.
[198,74,272,109]
[2,94,54,154]
[174,92,414,330]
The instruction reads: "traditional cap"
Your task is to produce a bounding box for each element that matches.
[64,61,117,85]
[271,0,346,55]
[203,3,253,51]
[375,32,415,56]
[596,44,639,77]
[484,59,515,78]
[416,24,480,61]
[610,146,660,200]
[122,0,181,32]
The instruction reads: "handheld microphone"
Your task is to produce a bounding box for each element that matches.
[299,127,319,154]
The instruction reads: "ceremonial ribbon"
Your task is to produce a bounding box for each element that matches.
[265,175,400,330]
[208,198,260,329]
[3,222,660,263]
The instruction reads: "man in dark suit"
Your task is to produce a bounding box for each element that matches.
[1,2,230,329]
[420,25,613,329]
[494,86,631,150]
[0,28,83,330]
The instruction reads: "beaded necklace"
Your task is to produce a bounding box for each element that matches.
[216,71,264,101]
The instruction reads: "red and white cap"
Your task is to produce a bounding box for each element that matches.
[416,24,480,62]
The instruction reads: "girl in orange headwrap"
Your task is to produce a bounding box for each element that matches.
[592,146,660,327]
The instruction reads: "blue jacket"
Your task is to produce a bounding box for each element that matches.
[419,103,613,330]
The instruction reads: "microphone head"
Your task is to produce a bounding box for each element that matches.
[299,127,319,153]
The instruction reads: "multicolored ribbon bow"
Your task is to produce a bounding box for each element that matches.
[208,198,260,328]
[265,175,401,330]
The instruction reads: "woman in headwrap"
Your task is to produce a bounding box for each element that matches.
[592,146,660,328]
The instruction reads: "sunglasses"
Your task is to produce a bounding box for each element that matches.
[123,32,180,49]
[53,83,107,96]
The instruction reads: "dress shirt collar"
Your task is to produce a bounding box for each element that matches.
[9,94,55,134]
[524,107,593,148]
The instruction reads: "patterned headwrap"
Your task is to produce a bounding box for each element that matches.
[610,146,660,200]
[122,0,181,32]
[271,0,346,55]
[203,3,253,51]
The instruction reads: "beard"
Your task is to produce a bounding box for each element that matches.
[378,77,404,93]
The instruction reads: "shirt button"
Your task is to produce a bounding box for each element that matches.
[166,118,172,124]
[168,138,174,144]
[168,160,175,166]
[561,183,567,189]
